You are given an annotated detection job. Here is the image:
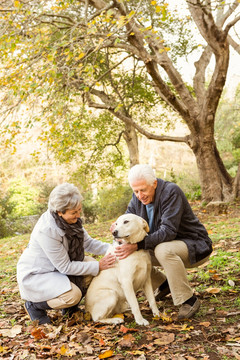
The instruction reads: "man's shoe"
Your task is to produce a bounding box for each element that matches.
[177,298,200,320]
[24,301,51,325]
[154,285,171,301]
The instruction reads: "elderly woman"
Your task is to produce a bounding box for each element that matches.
[17,183,116,325]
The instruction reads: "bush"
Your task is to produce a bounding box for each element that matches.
[0,180,50,238]
[0,191,15,238]
[8,177,40,216]
[163,169,202,200]
[82,191,99,223]
[97,184,132,222]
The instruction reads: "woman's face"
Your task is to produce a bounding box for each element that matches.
[58,204,82,224]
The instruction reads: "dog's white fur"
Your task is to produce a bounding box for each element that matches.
[85,214,160,325]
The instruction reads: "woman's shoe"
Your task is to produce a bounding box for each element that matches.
[62,304,80,317]
[24,301,51,324]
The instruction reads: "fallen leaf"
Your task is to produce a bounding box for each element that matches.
[199,321,211,327]
[154,312,172,322]
[176,333,191,342]
[31,327,47,340]
[208,269,217,273]
[153,332,175,346]
[211,274,222,281]
[131,350,145,355]
[99,338,105,346]
[84,311,92,321]
[232,353,240,360]
[0,346,10,354]
[181,324,194,331]
[205,287,221,294]
[119,325,139,333]
[59,345,68,355]
[77,332,91,345]
[47,325,63,339]
[118,333,135,348]
[113,313,124,320]
[98,349,114,358]
[0,325,22,338]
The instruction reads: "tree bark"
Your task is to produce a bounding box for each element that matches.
[233,164,240,199]
[189,134,233,202]
[123,123,139,168]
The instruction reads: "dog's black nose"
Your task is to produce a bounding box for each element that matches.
[112,230,118,237]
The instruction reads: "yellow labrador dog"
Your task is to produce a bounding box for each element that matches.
[85,214,160,325]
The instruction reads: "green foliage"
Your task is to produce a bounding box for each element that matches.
[82,191,99,224]
[0,0,198,181]
[42,105,129,181]
[0,0,239,204]
[208,249,240,271]
[160,169,202,200]
[0,190,16,238]
[97,184,133,222]
[8,177,40,217]
[0,179,52,238]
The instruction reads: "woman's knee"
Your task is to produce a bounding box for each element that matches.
[68,283,82,306]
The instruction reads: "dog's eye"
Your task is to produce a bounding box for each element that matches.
[123,220,129,224]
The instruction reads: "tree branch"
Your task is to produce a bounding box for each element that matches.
[224,15,240,34]
[85,91,188,144]
[193,45,212,105]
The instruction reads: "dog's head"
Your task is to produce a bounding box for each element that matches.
[111,214,149,244]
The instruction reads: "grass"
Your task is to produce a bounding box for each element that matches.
[0,201,240,359]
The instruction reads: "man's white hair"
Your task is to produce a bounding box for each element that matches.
[48,183,83,213]
[128,164,156,186]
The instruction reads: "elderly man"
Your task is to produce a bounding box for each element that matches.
[115,164,212,320]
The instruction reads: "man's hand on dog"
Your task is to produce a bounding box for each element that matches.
[114,242,138,260]
[99,253,116,271]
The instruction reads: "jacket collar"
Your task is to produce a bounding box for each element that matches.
[46,209,66,237]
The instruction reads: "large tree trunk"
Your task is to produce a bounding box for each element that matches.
[189,134,233,202]
[123,123,139,167]
[233,164,240,199]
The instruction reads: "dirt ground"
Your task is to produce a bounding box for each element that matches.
[0,201,240,360]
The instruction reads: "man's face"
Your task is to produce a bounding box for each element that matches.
[131,179,157,205]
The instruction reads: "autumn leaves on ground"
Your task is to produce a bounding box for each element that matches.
[0,202,240,360]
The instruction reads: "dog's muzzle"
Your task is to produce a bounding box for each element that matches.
[112,230,129,239]
[112,230,118,237]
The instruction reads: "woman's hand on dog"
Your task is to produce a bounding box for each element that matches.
[114,243,138,260]
[99,253,116,271]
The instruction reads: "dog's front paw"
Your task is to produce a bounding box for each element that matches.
[111,317,124,324]
[136,318,149,326]
[153,311,160,318]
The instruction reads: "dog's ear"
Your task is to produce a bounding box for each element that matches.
[142,219,149,233]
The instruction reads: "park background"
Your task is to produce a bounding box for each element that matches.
[0,1,240,359]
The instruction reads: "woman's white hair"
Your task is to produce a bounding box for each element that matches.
[48,183,83,213]
[128,164,156,186]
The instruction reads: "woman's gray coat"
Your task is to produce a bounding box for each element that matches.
[17,210,109,302]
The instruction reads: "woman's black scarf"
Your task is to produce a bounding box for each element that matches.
[51,211,87,296]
